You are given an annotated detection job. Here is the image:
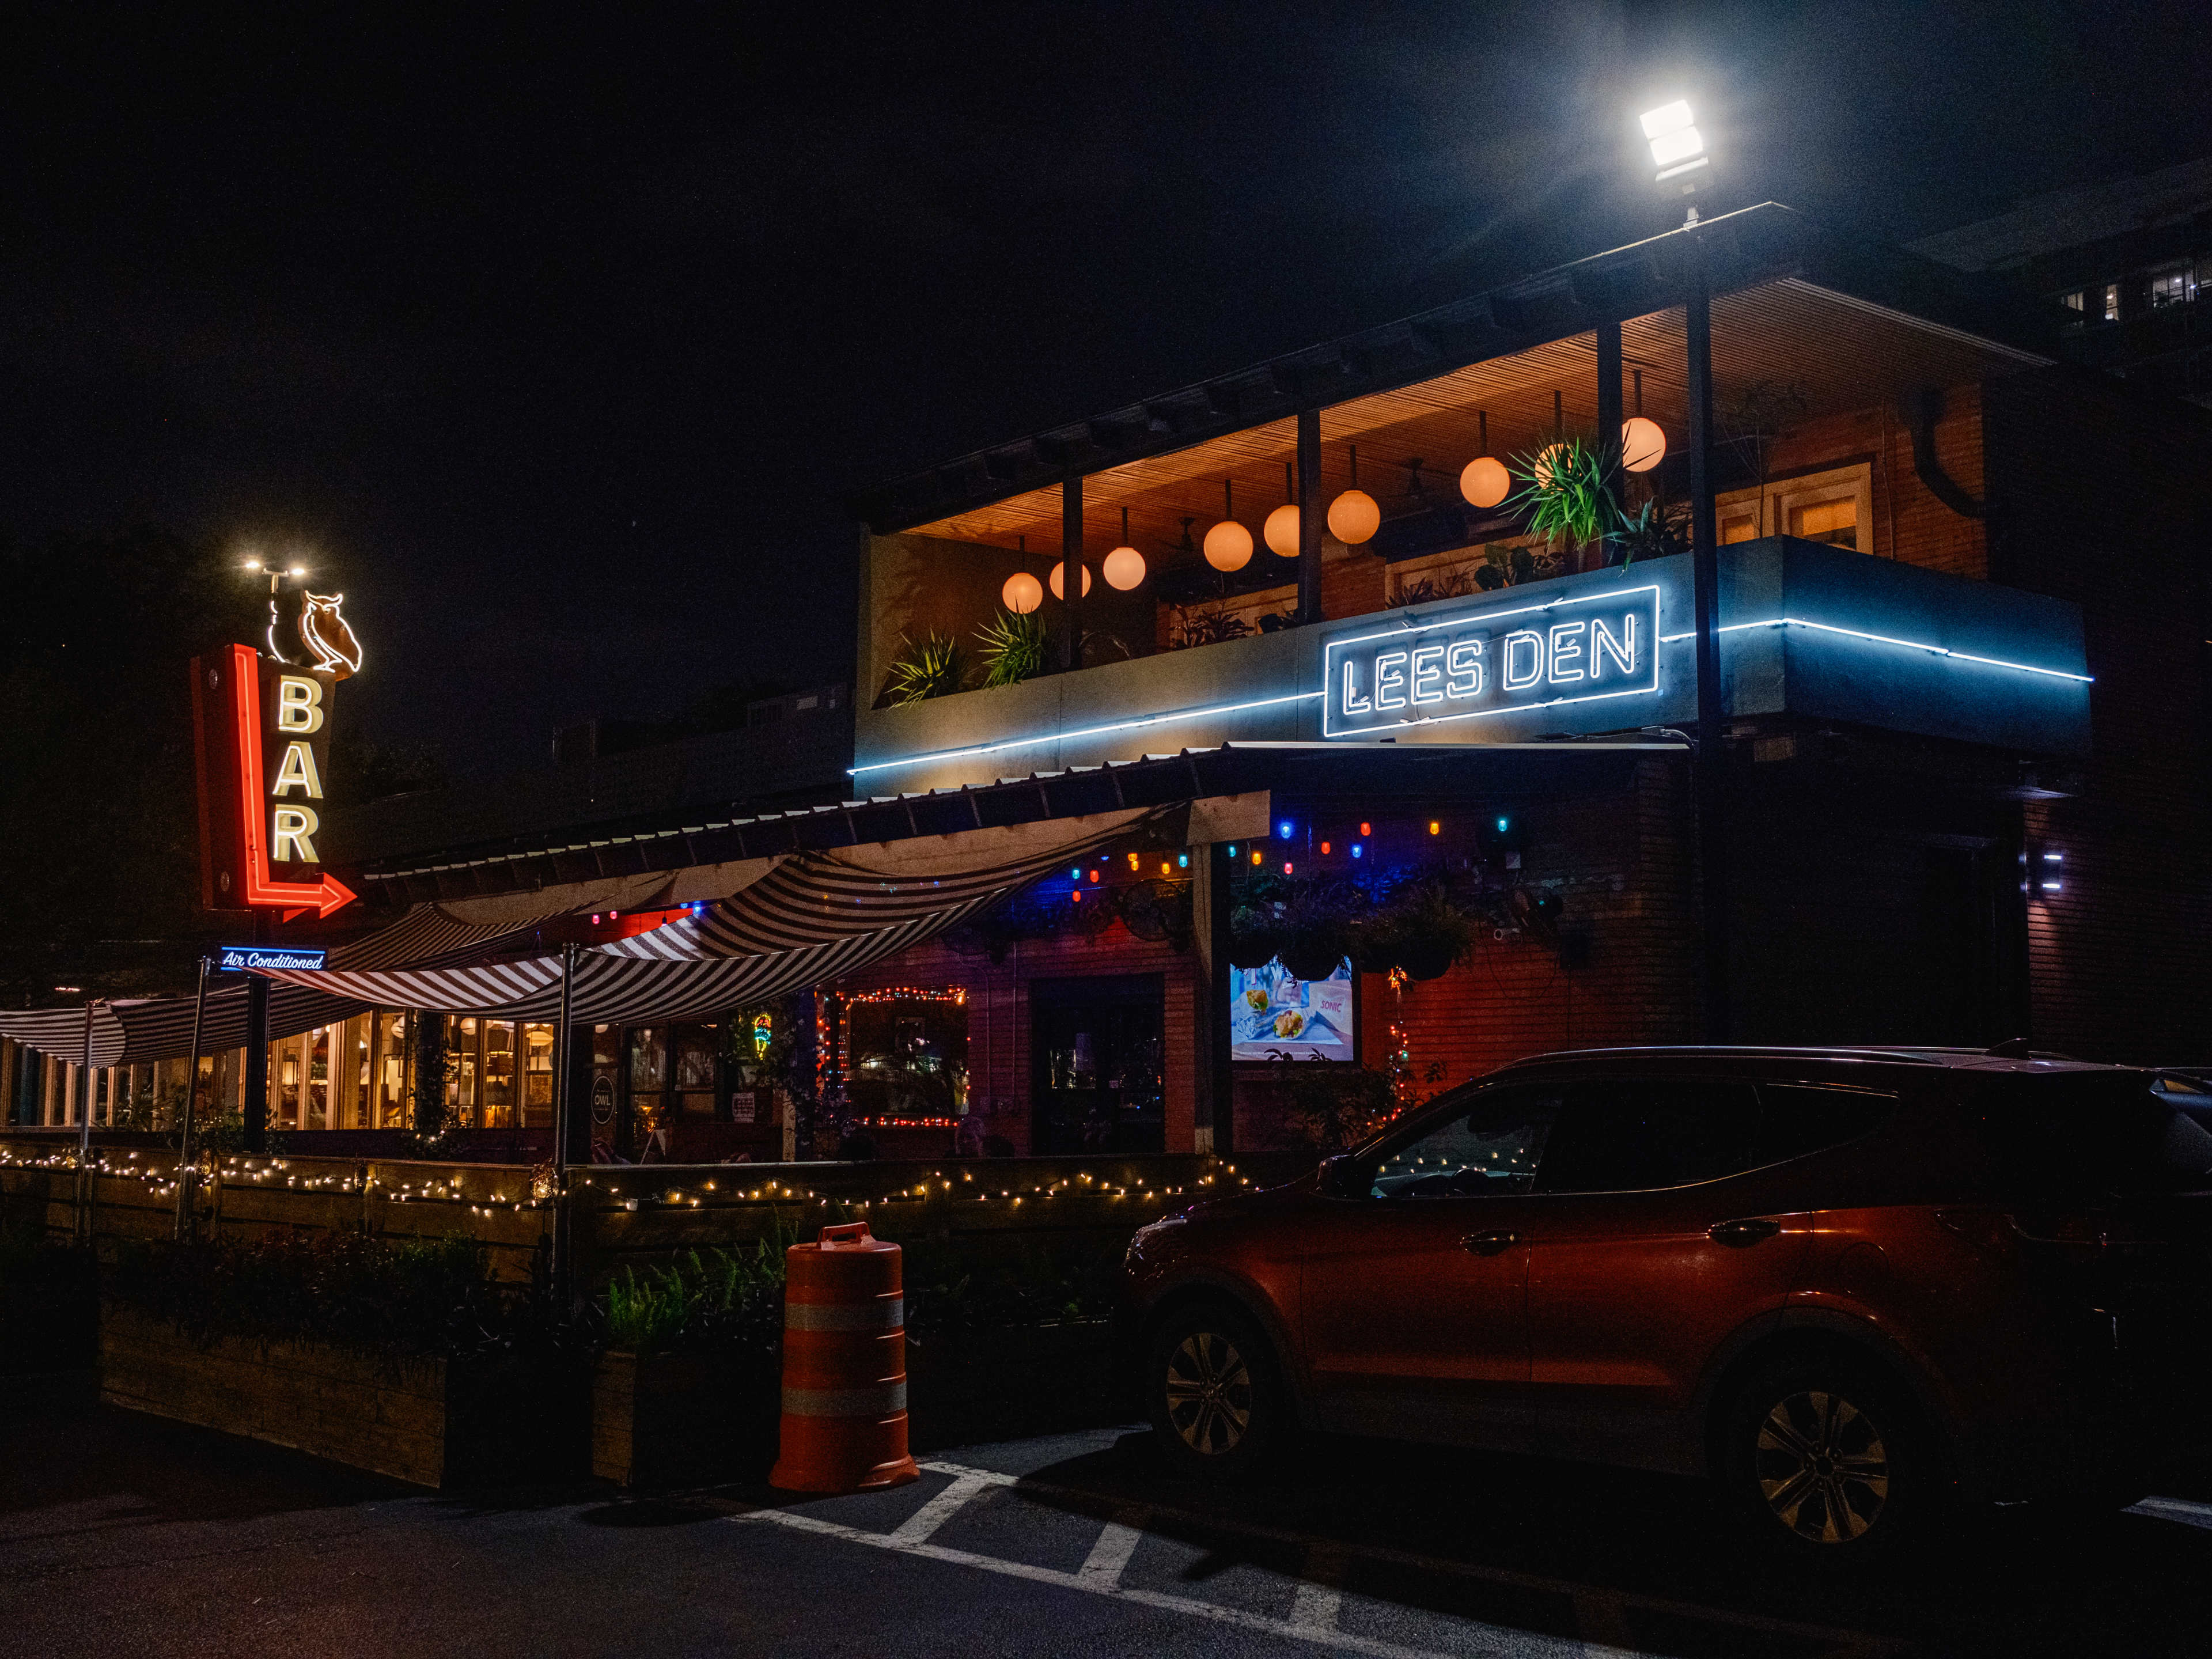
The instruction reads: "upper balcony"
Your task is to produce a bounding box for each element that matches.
[852,206,2082,794]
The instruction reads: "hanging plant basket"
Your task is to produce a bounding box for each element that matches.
[1281,927,1349,984]
[1396,937,1459,982]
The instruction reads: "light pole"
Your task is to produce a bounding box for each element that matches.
[1640,98,1729,1040]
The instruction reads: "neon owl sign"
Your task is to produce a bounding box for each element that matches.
[1323,582,1662,738]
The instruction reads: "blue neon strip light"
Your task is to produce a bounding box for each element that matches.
[1655,618,2093,683]
[1330,582,1660,650]
[846,689,1324,777]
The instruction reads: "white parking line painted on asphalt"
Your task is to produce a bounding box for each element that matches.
[886,1473,998,1546]
[734,1503,1580,1659]
[1285,1546,1342,1635]
[1075,1512,1146,1589]
[916,1459,1903,1656]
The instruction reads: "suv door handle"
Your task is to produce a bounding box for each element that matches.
[1461,1229,1518,1256]
[1709,1217,1782,1247]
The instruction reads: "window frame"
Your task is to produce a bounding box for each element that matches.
[1714,461,1875,556]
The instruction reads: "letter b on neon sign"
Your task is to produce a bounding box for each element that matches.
[276,675,325,733]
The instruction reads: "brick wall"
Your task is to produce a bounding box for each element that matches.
[1983,369,2212,1060]
[1761,385,1987,578]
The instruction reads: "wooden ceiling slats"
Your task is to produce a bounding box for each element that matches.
[903,279,2037,568]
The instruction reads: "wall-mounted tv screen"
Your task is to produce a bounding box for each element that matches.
[1229,958,1355,1062]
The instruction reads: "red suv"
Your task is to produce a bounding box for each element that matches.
[1122,1048,2212,1558]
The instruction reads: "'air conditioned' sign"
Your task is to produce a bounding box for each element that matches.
[1323,582,1662,740]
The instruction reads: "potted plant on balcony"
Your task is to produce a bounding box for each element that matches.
[880,632,964,706]
[972,609,1051,687]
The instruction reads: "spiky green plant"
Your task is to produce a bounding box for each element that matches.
[882,632,964,706]
[973,608,1051,687]
[1510,435,1618,556]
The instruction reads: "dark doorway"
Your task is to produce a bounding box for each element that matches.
[1030,975,1166,1155]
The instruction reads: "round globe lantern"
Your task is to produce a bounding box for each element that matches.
[1459,456,1510,509]
[1263,502,1301,558]
[1621,416,1667,473]
[1001,572,1043,614]
[1048,562,1092,600]
[1327,488,1380,545]
[1203,520,1253,571]
[1102,544,1146,590]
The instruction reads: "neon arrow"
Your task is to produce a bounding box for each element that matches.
[228,643,358,919]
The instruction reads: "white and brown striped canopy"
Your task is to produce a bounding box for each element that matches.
[0,807,1158,1063]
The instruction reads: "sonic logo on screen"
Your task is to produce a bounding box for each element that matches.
[1323,582,1661,738]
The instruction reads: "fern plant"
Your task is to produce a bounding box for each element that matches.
[881,632,963,706]
[973,608,1050,687]
[1510,435,1618,556]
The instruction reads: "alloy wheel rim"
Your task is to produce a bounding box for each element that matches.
[1164,1331,1252,1456]
[1755,1389,1892,1543]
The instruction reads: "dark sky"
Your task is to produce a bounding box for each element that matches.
[9,3,2209,771]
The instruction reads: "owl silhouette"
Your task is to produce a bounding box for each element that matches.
[297,592,362,679]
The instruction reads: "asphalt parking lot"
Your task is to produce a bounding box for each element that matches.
[5,1382,2210,1658]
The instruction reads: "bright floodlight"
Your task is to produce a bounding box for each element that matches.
[1641,99,1707,181]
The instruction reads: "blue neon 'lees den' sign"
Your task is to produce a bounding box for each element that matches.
[1324,582,1662,738]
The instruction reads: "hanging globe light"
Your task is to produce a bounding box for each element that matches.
[1102,547,1145,590]
[1532,442,1569,487]
[1460,456,1510,509]
[1101,506,1146,589]
[1204,478,1252,571]
[1001,571,1043,614]
[1048,560,1092,599]
[1327,446,1379,545]
[1620,416,1667,473]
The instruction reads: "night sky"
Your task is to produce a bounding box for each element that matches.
[9,3,2209,772]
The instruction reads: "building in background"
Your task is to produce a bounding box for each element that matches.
[1914,153,2212,407]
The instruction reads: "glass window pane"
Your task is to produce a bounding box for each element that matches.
[1370,1086,1562,1198]
[630,1027,666,1091]
[1789,497,1856,550]
[1537,1080,1760,1193]
[482,1020,516,1125]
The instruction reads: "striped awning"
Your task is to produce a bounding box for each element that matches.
[0,806,1163,1057]
[0,981,371,1069]
[255,807,1158,1019]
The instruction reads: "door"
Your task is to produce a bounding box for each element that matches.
[1521,1075,1813,1471]
[1299,1081,1564,1449]
[1029,975,1165,1154]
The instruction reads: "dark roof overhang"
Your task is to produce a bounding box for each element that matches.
[850,203,2056,534]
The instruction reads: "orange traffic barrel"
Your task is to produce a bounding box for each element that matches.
[768,1221,921,1494]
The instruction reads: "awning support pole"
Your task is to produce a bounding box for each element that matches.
[1594,320,1623,574]
[76,1001,95,1243]
[1058,475,1084,673]
[175,956,211,1241]
[550,941,578,1301]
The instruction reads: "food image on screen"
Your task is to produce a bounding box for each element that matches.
[1229,958,1353,1061]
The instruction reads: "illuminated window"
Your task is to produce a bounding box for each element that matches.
[1789,496,1857,550]
[2060,289,2084,312]
[2148,262,2195,309]
[2103,282,2120,322]
[1718,507,1761,544]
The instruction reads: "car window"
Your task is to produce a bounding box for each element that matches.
[1753,1084,1898,1166]
[1369,1085,1562,1199]
[1534,1078,1760,1193]
[1980,1072,2212,1195]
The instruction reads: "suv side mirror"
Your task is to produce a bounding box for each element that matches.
[1317,1154,1362,1199]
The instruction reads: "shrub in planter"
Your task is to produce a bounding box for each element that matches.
[593,1243,786,1490]
[103,1232,589,1488]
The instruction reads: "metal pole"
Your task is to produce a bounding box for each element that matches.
[550,941,578,1297]
[1685,250,1729,1041]
[1595,320,1623,573]
[76,1001,96,1243]
[1296,407,1323,623]
[242,973,270,1153]
[175,956,211,1241]
[1058,476,1084,673]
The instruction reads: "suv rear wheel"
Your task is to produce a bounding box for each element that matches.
[1721,1352,1930,1560]
[1147,1301,1285,1479]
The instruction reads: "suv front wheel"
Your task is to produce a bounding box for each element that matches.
[1721,1351,1930,1560]
[1146,1301,1285,1480]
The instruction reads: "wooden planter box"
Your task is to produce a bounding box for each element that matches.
[592,1349,779,1491]
[100,1308,585,1490]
